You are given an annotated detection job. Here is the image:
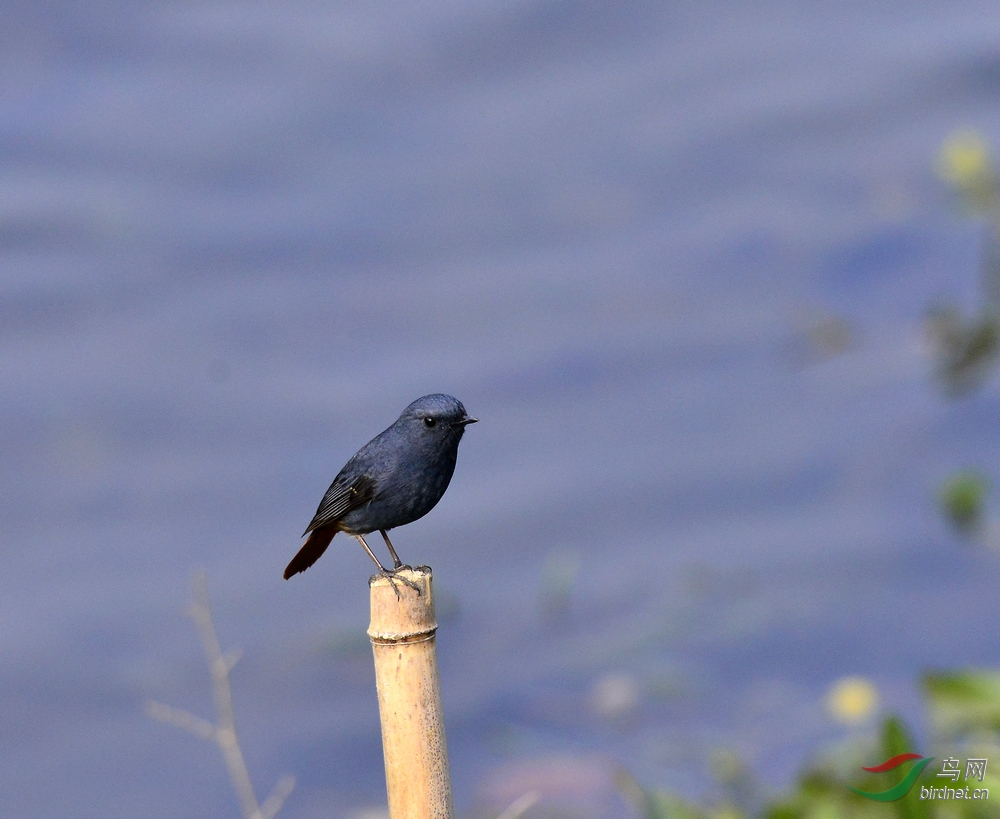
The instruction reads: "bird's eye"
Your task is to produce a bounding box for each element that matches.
[423,416,437,428]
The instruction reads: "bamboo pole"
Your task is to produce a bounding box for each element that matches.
[368,566,454,819]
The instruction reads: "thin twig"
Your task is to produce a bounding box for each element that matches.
[258,774,297,819]
[144,700,216,742]
[496,790,540,819]
[146,570,295,819]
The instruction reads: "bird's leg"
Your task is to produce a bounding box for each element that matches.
[354,533,390,572]
[379,529,407,570]
[354,534,420,599]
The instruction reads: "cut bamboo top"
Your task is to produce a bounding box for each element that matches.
[368,567,437,643]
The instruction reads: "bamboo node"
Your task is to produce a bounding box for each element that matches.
[368,628,438,645]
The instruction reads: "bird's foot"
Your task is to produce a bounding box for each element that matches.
[372,565,422,599]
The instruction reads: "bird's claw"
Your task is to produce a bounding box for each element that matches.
[372,566,422,599]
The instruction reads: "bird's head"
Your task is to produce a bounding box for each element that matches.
[400,393,478,443]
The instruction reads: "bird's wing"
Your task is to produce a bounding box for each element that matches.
[303,474,375,534]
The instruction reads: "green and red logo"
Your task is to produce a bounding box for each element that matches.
[849,753,934,801]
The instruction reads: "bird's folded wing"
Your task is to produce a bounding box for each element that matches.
[303,474,375,534]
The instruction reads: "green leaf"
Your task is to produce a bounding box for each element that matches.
[924,669,1000,737]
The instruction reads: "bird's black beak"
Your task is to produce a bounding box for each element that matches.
[456,416,478,427]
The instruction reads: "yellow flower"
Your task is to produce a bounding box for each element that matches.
[936,130,998,212]
[826,676,880,725]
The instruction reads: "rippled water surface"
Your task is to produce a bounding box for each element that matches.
[4,3,1000,817]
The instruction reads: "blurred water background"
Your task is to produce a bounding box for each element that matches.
[4,2,1000,817]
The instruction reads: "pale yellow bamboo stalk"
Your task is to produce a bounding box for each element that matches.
[368,567,454,819]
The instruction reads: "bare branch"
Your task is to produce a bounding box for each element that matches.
[258,774,297,819]
[147,570,295,819]
[144,700,217,742]
[222,648,243,673]
[496,791,540,819]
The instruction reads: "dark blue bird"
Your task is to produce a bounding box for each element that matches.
[284,394,477,581]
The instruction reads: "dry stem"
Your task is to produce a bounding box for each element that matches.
[146,570,295,819]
